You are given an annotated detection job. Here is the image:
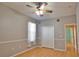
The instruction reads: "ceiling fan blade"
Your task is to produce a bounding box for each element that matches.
[26,5,33,8]
[45,10,53,13]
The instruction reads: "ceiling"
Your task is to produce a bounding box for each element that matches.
[1,2,77,20]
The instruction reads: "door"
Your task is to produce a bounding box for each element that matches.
[65,24,77,55]
[41,26,54,48]
[66,26,73,48]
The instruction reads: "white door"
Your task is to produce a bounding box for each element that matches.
[41,27,49,48]
[41,26,54,48]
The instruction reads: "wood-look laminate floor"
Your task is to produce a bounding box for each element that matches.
[16,47,78,57]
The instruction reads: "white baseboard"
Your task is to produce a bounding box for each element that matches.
[11,46,37,57]
[54,48,66,51]
[39,45,66,51]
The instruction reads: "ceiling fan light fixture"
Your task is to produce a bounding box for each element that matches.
[26,2,51,16]
[40,10,43,15]
[35,10,44,16]
[35,11,40,16]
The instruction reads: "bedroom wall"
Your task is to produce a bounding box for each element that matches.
[38,15,76,50]
[0,4,38,56]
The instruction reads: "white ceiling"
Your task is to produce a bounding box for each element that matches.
[2,2,77,20]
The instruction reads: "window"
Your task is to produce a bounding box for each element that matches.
[28,22,36,42]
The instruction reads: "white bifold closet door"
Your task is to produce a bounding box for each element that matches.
[41,26,54,48]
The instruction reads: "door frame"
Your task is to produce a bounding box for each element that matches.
[64,24,77,51]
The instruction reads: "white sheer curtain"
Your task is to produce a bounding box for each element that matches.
[28,22,36,47]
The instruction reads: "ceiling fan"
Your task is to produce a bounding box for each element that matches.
[26,2,53,16]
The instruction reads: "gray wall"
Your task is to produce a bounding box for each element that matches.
[38,15,76,50]
[0,3,77,56]
[0,4,37,56]
[76,3,79,51]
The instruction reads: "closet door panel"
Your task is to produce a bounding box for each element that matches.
[48,26,54,48]
[41,27,49,47]
[41,26,54,48]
